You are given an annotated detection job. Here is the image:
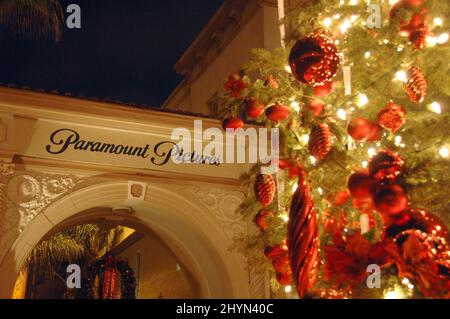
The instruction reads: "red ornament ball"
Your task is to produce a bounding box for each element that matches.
[367,123,382,142]
[254,174,276,207]
[254,210,272,231]
[347,118,373,140]
[222,116,244,131]
[404,66,428,103]
[348,170,376,200]
[313,81,336,96]
[265,103,290,122]
[373,184,408,216]
[265,244,288,260]
[245,99,265,118]
[377,102,407,133]
[276,272,292,286]
[307,100,324,117]
[369,150,404,183]
[288,33,340,87]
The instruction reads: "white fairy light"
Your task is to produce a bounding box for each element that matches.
[291,101,300,112]
[384,286,405,299]
[301,134,310,144]
[285,285,292,293]
[439,146,449,158]
[368,148,377,157]
[364,51,371,59]
[337,108,347,120]
[292,183,298,192]
[356,93,369,107]
[395,70,408,82]
[437,33,449,44]
[323,17,332,28]
[317,187,323,195]
[428,102,442,114]
[426,36,438,47]
[350,15,358,23]
[361,161,368,168]
[310,156,317,165]
[280,214,289,222]
[433,17,443,26]
[334,14,341,20]
[349,0,358,5]
[340,19,351,33]
[394,135,402,147]
[389,0,400,4]
[285,65,292,73]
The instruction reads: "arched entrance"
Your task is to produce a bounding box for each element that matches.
[0,180,249,298]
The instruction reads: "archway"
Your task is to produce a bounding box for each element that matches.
[0,181,249,298]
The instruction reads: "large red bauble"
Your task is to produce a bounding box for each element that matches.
[245,99,265,118]
[369,150,404,183]
[254,174,276,207]
[384,208,450,242]
[222,116,244,131]
[373,184,408,216]
[288,33,340,87]
[348,170,376,200]
[347,118,373,140]
[276,272,292,286]
[265,103,290,122]
[367,123,382,141]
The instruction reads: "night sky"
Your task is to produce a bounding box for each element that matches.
[0,0,224,107]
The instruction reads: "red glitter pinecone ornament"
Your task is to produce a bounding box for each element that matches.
[377,102,407,133]
[254,174,276,207]
[254,210,272,231]
[288,33,340,87]
[288,169,319,298]
[404,66,428,103]
[308,124,333,161]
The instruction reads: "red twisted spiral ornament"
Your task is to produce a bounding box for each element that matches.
[264,75,279,88]
[254,174,276,207]
[288,170,319,298]
[308,124,333,162]
[404,66,427,103]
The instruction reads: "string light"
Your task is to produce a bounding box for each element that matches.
[395,70,408,82]
[301,134,310,144]
[340,19,351,33]
[349,0,358,5]
[394,135,402,147]
[280,214,289,223]
[433,17,443,26]
[350,15,358,23]
[368,148,377,157]
[356,93,369,107]
[428,101,442,114]
[323,17,332,28]
[364,51,371,59]
[285,285,292,293]
[437,33,449,44]
[439,146,449,158]
[285,65,292,73]
[292,183,298,192]
[389,0,400,4]
[310,156,317,165]
[337,108,347,120]
[317,187,323,195]
[333,14,340,20]
[361,161,368,168]
[291,101,300,112]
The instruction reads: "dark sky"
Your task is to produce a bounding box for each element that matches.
[0,0,224,107]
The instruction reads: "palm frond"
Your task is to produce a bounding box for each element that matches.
[0,0,64,41]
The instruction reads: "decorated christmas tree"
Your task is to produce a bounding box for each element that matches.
[216,0,450,299]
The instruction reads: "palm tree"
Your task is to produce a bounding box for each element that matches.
[0,0,64,41]
[23,223,123,298]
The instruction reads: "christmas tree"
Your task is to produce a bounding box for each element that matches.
[216,0,450,299]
